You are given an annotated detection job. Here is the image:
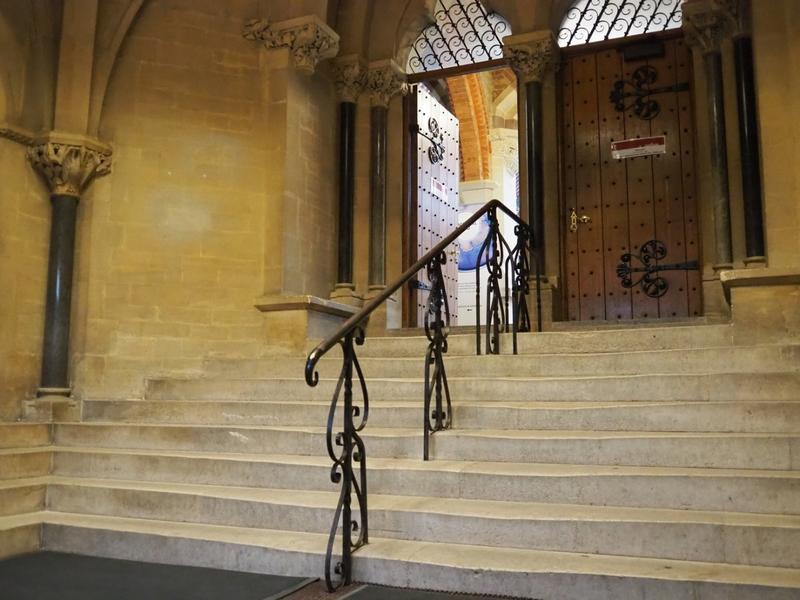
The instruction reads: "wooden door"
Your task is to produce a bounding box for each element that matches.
[410,84,461,326]
[561,35,701,321]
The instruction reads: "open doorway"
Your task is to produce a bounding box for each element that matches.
[403,69,520,328]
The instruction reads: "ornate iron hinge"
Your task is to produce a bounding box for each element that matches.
[413,117,445,164]
[616,239,699,298]
[610,65,689,120]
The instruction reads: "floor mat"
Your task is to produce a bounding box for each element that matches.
[0,552,312,600]
[342,585,512,600]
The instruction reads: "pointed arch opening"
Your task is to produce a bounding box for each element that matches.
[406,0,512,74]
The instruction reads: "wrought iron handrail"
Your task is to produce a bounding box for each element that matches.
[304,199,540,592]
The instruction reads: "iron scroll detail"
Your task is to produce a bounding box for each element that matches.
[423,251,453,461]
[617,239,699,298]
[307,327,369,591]
[610,65,690,121]
[415,118,446,165]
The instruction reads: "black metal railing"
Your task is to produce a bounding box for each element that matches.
[304,199,540,591]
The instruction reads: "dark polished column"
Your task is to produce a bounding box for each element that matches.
[40,194,80,395]
[705,50,733,269]
[525,79,545,268]
[331,56,365,303]
[27,139,111,397]
[337,100,356,285]
[505,33,556,274]
[368,104,387,287]
[685,2,734,271]
[364,61,406,293]
[733,33,765,264]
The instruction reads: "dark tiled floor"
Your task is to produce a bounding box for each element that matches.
[0,552,309,600]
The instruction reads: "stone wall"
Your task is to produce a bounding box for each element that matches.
[0,138,49,419]
[753,0,800,270]
[71,0,273,399]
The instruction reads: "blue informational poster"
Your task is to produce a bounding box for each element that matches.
[457,212,493,271]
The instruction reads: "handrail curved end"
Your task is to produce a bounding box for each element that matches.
[305,349,322,386]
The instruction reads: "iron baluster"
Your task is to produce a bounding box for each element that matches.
[309,327,369,592]
[476,207,511,355]
[617,239,700,299]
[423,251,453,461]
[508,224,533,353]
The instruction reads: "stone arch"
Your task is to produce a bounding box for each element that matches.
[446,73,490,181]
[88,0,148,136]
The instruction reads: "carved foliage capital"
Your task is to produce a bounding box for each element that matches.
[365,61,408,107]
[27,142,112,196]
[333,55,367,102]
[683,0,737,52]
[503,34,557,83]
[243,15,339,74]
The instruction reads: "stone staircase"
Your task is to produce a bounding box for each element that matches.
[3,321,800,598]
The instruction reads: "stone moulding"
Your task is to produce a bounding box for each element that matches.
[27,132,112,196]
[243,15,340,74]
[255,294,359,319]
[0,122,36,146]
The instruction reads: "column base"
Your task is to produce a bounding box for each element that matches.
[36,386,71,397]
[743,256,767,267]
[256,294,359,354]
[330,283,363,308]
[527,275,554,331]
[24,394,78,422]
[712,262,734,273]
[363,285,396,334]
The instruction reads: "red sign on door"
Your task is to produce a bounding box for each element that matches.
[611,135,666,160]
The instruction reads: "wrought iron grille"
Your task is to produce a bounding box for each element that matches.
[558,0,684,48]
[407,0,511,73]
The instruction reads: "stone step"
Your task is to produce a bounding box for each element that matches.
[144,372,800,402]
[204,344,800,380]
[0,448,52,481]
[38,512,800,599]
[0,478,46,517]
[51,447,800,514]
[0,423,51,449]
[55,422,800,470]
[80,398,800,433]
[0,513,40,561]
[42,476,800,568]
[351,322,734,358]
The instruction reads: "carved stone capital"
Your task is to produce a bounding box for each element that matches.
[718,0,751,37]
[503,31,557,83]
[27,133,112,196]
[333,55,367,103]
[365,59,408,107]
[243,15,339,74]
[683,0,733,53]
